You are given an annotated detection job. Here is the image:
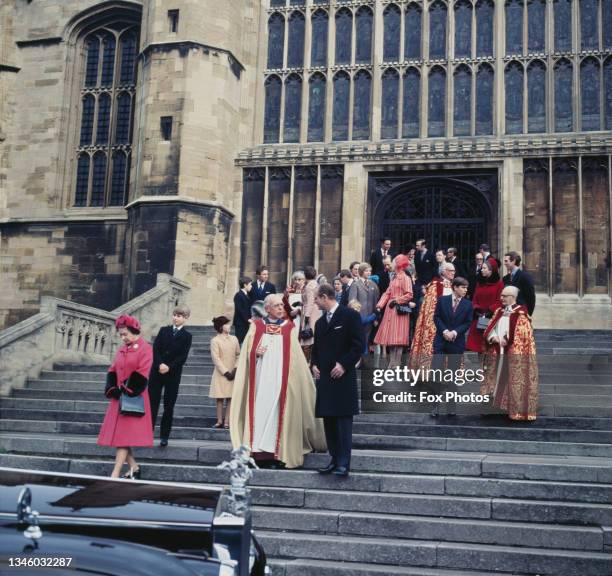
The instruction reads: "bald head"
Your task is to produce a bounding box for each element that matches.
[500,285,519,306]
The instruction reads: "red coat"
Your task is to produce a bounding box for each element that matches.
[97,337,154,447]
[466,280,504,353]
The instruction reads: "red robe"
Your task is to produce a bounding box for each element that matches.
[97,338,154,447]
[466,280,504,353]
[480,304,539,421]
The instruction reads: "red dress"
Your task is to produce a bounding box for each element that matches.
[466,280,504,353]
[374,270,413,346]
[97,337,154,447]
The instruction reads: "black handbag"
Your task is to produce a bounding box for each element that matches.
[299,327,314,340]
[396,304,413,315]
[119,392,146,417]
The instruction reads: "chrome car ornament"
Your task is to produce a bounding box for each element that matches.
[217,445,258,517]
[16,487,43,542]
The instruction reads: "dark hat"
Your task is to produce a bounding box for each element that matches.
[213,315,231,333]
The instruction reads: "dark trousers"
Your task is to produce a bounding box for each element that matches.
[234,325,248,345]
[149,375,180,439]
[431,348,462,414]
[323,416,353,469]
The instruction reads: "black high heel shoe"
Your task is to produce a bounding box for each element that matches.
[122,466,141,480]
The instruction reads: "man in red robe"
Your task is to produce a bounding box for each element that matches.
[230,294,326,468]
[409,262,455,371]
[480,286,539,421]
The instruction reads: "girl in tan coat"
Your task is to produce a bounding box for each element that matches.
[210,316,240,428]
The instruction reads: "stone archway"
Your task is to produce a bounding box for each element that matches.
[374,179,491,261]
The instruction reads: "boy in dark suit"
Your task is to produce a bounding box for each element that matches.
[250,266,277,303]
[312,284,364,478]
[149,305,193,446]
[233,276,253,344]
[431,277,473,417]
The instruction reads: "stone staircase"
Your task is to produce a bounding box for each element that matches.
[2,326,612,575]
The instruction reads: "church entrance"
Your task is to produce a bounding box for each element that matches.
[371,174,495,262]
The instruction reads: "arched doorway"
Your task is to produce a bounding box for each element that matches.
[375,180,490,261]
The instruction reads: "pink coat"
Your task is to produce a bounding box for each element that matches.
[97,337,154,447]
[374,270,413,346]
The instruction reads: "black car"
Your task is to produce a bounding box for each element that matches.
[0,467,267,576]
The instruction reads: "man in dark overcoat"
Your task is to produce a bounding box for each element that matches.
[149,305,193,447]
[311,284,363,478]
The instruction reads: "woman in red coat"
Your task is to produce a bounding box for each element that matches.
[98,315,154,478]
[467,259,504,354]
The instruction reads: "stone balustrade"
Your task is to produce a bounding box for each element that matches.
[0,274,190,396]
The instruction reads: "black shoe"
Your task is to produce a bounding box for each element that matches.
[317,461,336,475]
[122,467,141,480]
[332,466,349,477]
[159,438,168,447]
[447,412,456,417]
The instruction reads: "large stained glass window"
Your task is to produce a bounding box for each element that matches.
[429,2,447,59]
[356,6,373,64]
[580,0,599,51]
[528,0,546,52]
[284,73,302,142]
[267,13,285,68]
[581,57,601,131]
[554,0,572,52]
[476,0,494,57]
[455,1,472,59]
[287,11,305,68]
[506,0,524,56]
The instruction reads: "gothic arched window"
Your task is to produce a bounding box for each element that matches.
[110,152,129,206]
[75,25,139,207]
[80,94,95,146]
[264,75,282,143]
[506,0,524,56]
[528,0,546,52]
[267,13,285,69]
[402,67,421,137]
[554,0,572,52]
[353,70,371,140]
[356,6,373,64]
[428,66,446,136]
[332,71,350,140]
[554,58,573,132]
[429,2,447,60]
[74,154,90,207]
[476,63,494,135]
[454,65,472,136]
[476,0,494,57]
[405,4,422,60]
[455,1,472,59]
[528,60,546,132]
[581,57,601,131]
[308,72,326,141]
[284,73,302,142]
[383,4,401,62]
[505,61,524,134]
[605,58,612,129]
[580,0,599,51]
[381,68,400,139]
[335,8,352,65]
[287,11,305,68]
[311,10,328,67]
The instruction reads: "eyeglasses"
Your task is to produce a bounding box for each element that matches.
[500,294,512,297]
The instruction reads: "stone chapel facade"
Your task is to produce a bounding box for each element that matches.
[1,0,611,329]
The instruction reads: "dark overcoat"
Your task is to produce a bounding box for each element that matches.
[312,306,363,417]
[149,326,192,387]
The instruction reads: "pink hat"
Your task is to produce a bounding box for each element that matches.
[115,315,141,332]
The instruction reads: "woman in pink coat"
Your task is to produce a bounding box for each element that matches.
[98,315,154,478]
[375,254,414,367]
